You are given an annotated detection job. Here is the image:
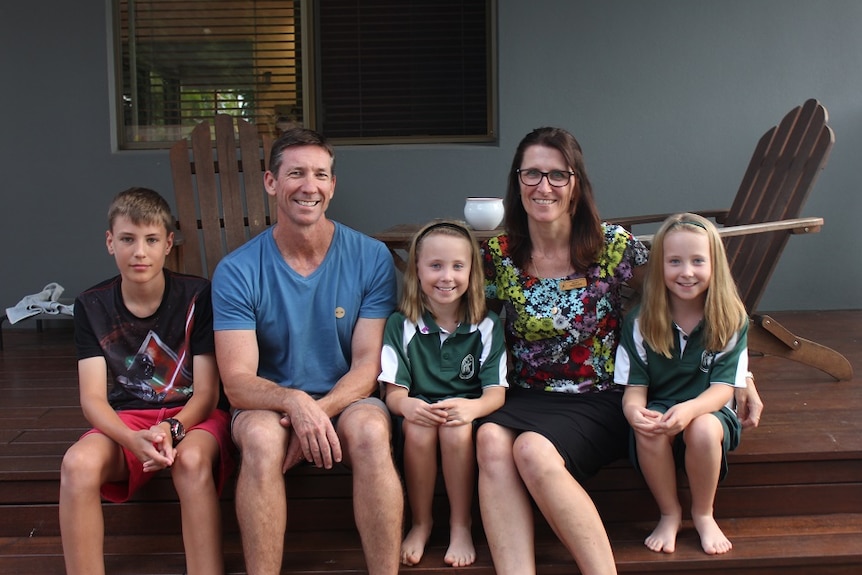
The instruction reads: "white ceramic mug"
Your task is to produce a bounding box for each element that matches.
[464,197,504,230]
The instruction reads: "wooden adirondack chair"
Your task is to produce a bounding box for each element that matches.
[612,99,852,380]
[168,115,275,278]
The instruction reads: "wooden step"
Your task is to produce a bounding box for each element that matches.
[2,448,860,538]
[2,514,860,574]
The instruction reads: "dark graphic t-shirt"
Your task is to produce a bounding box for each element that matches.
[74,270,215,411]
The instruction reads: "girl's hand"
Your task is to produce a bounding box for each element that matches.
[626,406,664,435]
[401,397,449,427]
[625,405,662,435]
[658,402,695,436]
[436,398,479,426]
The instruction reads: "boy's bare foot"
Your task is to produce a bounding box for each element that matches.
[693,514,732,555]
[401,523,433,566]
[444,524,476,567]
[644,512,681,553]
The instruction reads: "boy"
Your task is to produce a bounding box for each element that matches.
[59,187,233,575]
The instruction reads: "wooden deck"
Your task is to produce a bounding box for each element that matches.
[1,310,861,574]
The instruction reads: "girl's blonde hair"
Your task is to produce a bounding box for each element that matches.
[639,213,746,357]
[400,220,487,325]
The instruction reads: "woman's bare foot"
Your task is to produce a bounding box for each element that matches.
[401,523,433,566]
[644,512,681,553]
[444,524,476,567]
[693,514,732,555]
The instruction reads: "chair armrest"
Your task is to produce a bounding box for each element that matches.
[712,216,823,238]
[173,229,186,247]
[166,230,186,273]
[634,216,824,245]
[610,209,730,230]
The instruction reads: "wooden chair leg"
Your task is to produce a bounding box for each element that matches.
[748,315,854,381]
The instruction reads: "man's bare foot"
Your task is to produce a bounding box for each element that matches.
[444,524,476,567]
[401,523,433,566]
[644,512,681,553]
[693,514,732,555]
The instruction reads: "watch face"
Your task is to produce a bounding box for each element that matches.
[167,419,185,443]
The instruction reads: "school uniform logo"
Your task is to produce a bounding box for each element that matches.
[700,350,716,373]
[460,354,476,379]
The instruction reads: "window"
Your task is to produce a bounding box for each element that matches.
[115,0,496,149]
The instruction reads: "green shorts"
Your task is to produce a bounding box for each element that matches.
[628,399,741,481]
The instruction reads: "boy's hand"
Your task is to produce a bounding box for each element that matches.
[133,427,174,472]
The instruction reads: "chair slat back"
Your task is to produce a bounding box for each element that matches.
[169,115,275,278]
[722,99,834,312]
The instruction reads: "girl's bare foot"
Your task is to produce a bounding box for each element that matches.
[444,524,476,567]
[693,514,732,555]
[644,512,681,553]
[401,523,433,566]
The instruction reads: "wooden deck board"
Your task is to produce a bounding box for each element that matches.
[1,311,861,574]
[2,514,861,574]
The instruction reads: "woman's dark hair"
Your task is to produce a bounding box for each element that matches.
[504,127,603,271]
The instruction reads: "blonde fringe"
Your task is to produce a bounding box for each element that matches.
[639,213,746,357]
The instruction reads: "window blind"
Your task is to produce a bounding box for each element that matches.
[116,0,494,148]
[118,0,303,146]
[316,0,492,141]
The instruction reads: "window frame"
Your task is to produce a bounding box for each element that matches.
[113,0,497,149]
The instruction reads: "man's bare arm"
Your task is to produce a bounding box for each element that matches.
[317,317,386,419]
[215,329,301,411]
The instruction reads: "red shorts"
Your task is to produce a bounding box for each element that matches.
[82,406,235,503]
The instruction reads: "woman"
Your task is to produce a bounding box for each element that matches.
[476,127,763,575]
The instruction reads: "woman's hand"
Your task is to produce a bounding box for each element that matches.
[736,373,764,428]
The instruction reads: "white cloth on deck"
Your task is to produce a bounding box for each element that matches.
[4,283,74,324]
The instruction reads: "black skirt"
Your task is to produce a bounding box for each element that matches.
[479,385,629,482]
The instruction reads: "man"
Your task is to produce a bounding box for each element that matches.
[212,128,402,575]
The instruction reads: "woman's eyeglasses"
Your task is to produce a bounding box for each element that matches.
[516,168,575,187]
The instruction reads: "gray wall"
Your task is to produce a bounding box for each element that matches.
[2,0,861,322]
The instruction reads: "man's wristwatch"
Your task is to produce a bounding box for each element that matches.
[160,418,186,446]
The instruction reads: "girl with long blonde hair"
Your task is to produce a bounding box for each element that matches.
[614,213,749,556]
[379,220,508,567]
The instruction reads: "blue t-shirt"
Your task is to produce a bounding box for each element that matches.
[212,222,397,395]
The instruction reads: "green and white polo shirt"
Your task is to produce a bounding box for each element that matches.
[614,308,748,404]
[380,310,508,402]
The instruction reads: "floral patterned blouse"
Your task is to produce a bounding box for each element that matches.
[482,223,649,394]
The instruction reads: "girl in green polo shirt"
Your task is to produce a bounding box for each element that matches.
[614,213,749,556]
[380,220,508,568]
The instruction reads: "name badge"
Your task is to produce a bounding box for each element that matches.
[559,277,587,291]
